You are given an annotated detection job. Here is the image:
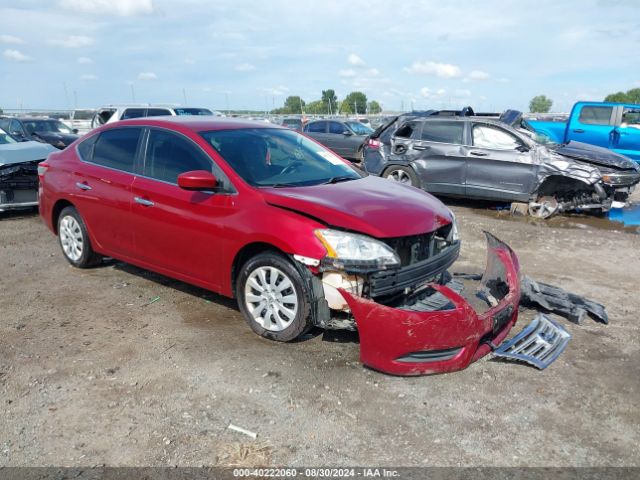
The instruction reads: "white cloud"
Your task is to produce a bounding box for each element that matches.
[3,49,31,62]
[364,68,380,77]
[77,56,94,64]
[421,87,448,99]
[348,53,365,66]
[184,58,195,65]
[455,89,472,97]
[80,74,98,81]
[49,35,94,48]
[339,69,356,78]
[496,77,511,83]
[404,61,462,78]
[58,0,154,16]
[137,72,157,80]
[0,35,24,45]
[234,63,256,72]
[466,69,490,81]
[259,85,289,96]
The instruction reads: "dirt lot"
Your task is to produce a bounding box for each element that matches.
[1,198,639,467]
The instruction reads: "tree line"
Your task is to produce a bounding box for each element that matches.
[272,89,382,115]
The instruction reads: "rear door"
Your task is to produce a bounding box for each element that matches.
[612,105,640,161]
[567,104,616,148]
[465,122,537,201]
[130,128,236,288]
[327,121,356,158]
[72,127,142,257]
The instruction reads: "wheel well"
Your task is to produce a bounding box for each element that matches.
[51,199,74,234]
[536,176,591,198]
[230,242,285,298]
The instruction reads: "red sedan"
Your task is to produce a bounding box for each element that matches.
[38,117,521,375]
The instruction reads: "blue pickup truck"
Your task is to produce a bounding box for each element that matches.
[524,101,640,161]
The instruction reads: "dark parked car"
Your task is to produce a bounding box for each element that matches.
[364,115,640,218]
[280,117,305,132]
[303,119,373,162]
[0,117,80,150]
[37,116,546,375]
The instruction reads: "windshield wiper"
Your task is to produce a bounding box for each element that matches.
[320,176,357,185]
[266,183,300,188]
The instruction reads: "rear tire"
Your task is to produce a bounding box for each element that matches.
[57,206,102,268]
[383,165,419,187]
[236,252,313,342]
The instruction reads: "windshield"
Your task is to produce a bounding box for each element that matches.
[23,120,73,135]
[346,121,373,135]
[0,127,18,144]
[200,128,363,187]
[174,108,213,116]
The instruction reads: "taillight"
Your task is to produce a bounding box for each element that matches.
[37,162,50,176]
[367,138,381,149]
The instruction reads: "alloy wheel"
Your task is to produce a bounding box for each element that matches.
[59,215,84,261]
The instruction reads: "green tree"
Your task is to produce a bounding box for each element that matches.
[343,91,367,115]
[321,89,337,114]
[604,88,640,104]
[368,100,382,114]
[339,100,352,115]
[282,95,305,114]
[529,95,553,113]
[305,100,325,114]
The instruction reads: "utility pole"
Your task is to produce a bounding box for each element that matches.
[225,92,230,114]
[182,88,188,105]
[130,84,136,103]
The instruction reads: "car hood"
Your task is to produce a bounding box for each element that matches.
[260,176,453,238]
[33,131,79,146]
[552,141,639,171]
[0,141,57,166]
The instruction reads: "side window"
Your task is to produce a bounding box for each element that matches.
[10,120,25,135]
[0,119,10,131]
[144,129,212,184]
[146,108,172,117]
[306,122,325,133]
[121,108,146,120]
[394,121,419,139]
[77,134,98,161]
[421,121,464,144]
[621,108,640,127]
[91,128,142,172]
[329,122,345,134]
[578,106,613,125]
[472,124,521,150]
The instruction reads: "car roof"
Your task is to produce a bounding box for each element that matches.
[104,116,284,133]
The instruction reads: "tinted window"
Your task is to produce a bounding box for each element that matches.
[121,108,146,120]
[472,124,521,150]
[421,121,464,144]
[144,129,212,184]
[91,128,142,172]
[578,106,613,125]
[146,108,172,117]
[329,122,345,134]
[0,119,10,131]
[306,121,325,133]
[174,108,212,116]
[394,121,419,139]
[10,120,24,135]
[621,108,640,127]
[345,122,373,135]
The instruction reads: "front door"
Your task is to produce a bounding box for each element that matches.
[465,123,537,201]
[612,105,640,161]
[130,128,236,289]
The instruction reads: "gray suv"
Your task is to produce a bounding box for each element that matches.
[303,119,372,162]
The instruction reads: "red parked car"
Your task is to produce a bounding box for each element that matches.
[38,117,522,375]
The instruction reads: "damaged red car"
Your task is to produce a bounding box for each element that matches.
[39,117,522,375]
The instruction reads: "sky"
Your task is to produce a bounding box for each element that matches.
[1,0,639,113]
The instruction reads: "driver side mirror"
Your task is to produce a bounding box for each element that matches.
[343,130,353,136]
[72,128,79,134]
[177,170,218,191]
[516,145,530,153]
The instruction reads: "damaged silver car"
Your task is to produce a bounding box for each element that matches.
[363,114,640,218]
[0,127,56,212]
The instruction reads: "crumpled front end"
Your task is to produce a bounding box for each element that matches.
[340,233,521,376]
[0,160,40,211]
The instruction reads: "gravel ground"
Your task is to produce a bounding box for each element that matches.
[0,197,638,467]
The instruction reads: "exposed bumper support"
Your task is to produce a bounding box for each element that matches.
[340,232,521,376]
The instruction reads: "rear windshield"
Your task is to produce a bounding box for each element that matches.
[345,121,373,135]
[200,128,362,188]
[174,108,213,116]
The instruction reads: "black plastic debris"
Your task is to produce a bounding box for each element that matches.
[520,275,608,324]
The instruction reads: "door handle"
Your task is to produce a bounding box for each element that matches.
[134,196,154,207]
[573,129,585,133]
[75,182,92,191]
[469,151,488,156]
[412,145,430,151]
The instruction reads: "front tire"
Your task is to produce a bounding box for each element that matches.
[236,252,313,342]
[57,206,102,268]
[383,165,419,187]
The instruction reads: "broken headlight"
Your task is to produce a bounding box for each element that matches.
[601,173,638,186]
[447,214,460,243]
[315,229,400,271]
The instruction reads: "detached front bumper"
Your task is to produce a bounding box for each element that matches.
[340,233,521,376]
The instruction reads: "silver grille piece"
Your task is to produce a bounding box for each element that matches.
[493,314,571,370]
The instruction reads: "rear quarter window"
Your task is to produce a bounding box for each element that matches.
[421,121,464,144]
[77,134,98,161]
[394,121,420,139]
